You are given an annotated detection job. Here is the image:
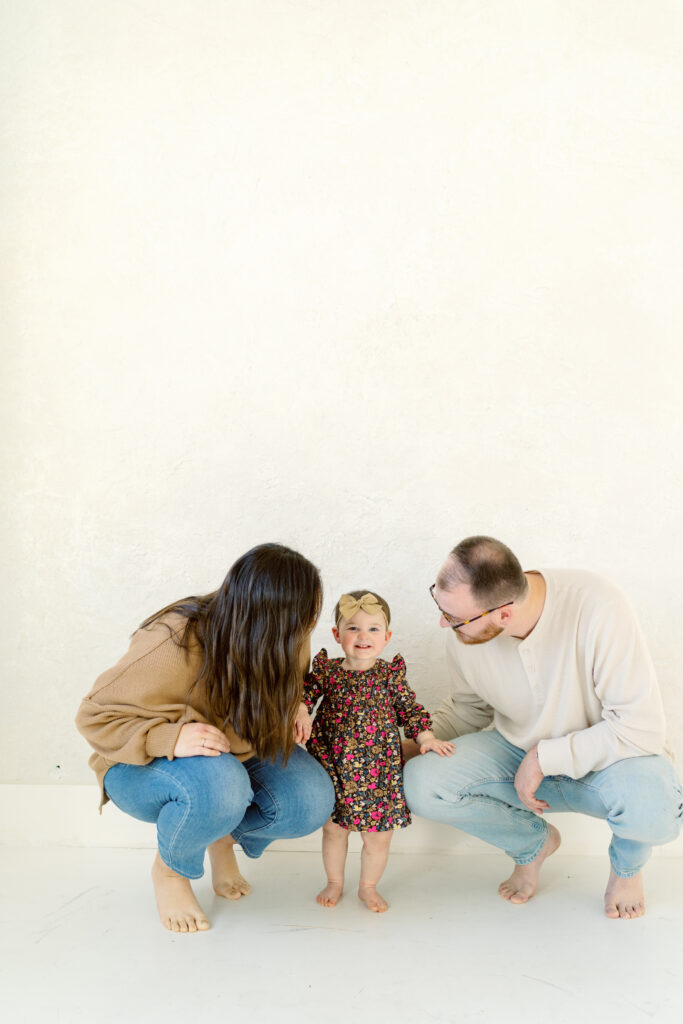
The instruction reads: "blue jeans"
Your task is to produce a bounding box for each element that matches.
[104,746,334,879]
[403,730,683,877]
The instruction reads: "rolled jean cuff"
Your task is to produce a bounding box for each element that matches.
[511,819,549,865]
[608,862,642,879]
[231,831,269,860]
[158,847,204,880]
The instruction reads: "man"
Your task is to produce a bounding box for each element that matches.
[403,536,682,919]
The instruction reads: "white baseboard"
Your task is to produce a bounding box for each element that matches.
[3,784,683,857]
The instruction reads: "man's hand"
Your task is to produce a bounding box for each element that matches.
[514,745,549,814]
[294,702,312,744]
[174,723,231,758]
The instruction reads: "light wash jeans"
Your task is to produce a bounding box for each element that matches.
[403,730,683,877]
[104,746,335,879]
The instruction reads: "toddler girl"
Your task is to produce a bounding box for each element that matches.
[301,590,454,912]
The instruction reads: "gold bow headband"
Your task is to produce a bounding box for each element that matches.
[337,593,387,625]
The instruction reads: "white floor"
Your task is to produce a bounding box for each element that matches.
[3,846,682,1024]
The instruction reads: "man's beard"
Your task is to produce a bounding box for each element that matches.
[455,622,504,645]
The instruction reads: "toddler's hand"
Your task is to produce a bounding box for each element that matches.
[416,731,456,757]
[294,702,312,744]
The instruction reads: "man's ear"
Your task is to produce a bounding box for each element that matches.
[498,606,514,626]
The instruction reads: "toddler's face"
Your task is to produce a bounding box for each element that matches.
[332,609,392,667]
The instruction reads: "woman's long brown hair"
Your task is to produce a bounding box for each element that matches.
[139,543,322,763]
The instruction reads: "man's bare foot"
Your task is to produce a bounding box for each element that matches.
[208,836,251,900]
[498,823,562,904]
[604,868,645,919]
[358,883,388,913]
[317,880,343,907]
[151,852,210,933]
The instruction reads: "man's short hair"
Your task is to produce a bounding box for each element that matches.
[437,536,528,607]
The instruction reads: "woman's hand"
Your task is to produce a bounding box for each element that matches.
[415,731,456,757]
[174,723,231,758]
[294,703,312,744]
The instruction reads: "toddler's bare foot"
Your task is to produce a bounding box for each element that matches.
[498,823,561,904]
[604,868,645,919]
[358,883,388,913]
[151,852,210,933]
[208,836,251,900]
[317,880,343,907]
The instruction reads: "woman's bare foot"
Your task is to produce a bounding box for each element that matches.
[498,824,562,904]
[151,852,210,933]
[208,836,251,900]
[604,868,645,919]
[358,883,388,913]
[317,880,343,907]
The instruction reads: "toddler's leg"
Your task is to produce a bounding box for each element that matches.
[317,819,349,907]
[358,830,393,913]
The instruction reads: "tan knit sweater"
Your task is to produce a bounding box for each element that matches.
[75,615,254,807]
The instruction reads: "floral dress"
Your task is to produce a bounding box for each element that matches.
[303,649,432,832]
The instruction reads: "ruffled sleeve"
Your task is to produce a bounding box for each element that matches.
[387,653,433,740]
[303,648,329,712]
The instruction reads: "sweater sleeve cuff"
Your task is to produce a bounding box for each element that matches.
[536,736,572,777]
[145,721,185,760]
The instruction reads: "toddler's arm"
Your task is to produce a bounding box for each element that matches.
[294,703,312,744]
[388,654,433,739]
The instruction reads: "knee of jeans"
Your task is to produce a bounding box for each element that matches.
[220,760,254,817]
[403,759,454,816]
[302,770,335,831]
[191,754,253,818]
[612,780,683,843]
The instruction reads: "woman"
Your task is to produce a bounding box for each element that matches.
[76,543,334,933]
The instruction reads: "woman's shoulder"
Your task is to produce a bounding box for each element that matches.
[89,613,200,698]
[131,613,200,656]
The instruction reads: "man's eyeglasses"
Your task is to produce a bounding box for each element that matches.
[429,584,513,631]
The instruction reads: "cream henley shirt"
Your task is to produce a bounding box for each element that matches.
[430,569,668,779]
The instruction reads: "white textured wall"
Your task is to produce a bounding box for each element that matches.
[2,1,682,787]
